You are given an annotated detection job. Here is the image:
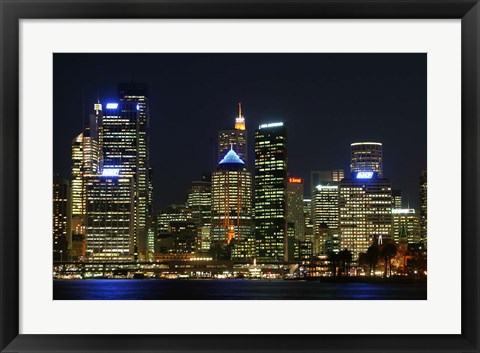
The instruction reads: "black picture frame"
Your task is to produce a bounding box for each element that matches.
[1,0,478,352]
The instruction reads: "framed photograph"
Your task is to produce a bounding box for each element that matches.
[1,0,478,352]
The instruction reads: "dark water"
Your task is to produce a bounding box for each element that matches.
[53,279,426,300]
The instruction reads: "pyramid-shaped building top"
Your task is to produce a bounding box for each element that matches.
[219,147,245,167]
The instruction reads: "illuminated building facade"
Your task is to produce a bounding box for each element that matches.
[254,122,288,261]
[303,198,314,242]
[286,177,306,241]
[310,169,344,195]
[53,178,71,261]
[392,189,402,209]
[84,171,135,261]
[157,205,192,233]
[218,103,248,164]
[419,170,427,247]
[339,172,392,259]
[71,107,100,246]
[350,142,383,177]
[186,175,212,230]
[100,83,152,260]
[392,209,421,244]
[211,148,254,260]
[312,184,339,254]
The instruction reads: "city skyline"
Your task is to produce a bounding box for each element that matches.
[54,53,427,210]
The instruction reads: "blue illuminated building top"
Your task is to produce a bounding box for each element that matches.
[106,103,119,109]
[355,171,375,179]
[219,147,245,166]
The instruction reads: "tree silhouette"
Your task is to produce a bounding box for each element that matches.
[366,244,380,276]
[380,242,397,278]
[338,249,353,276]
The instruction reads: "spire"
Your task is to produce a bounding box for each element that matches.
[234,101,246,130]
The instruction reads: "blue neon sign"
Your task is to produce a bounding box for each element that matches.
[106,103,118,109]
[356,171,374,179]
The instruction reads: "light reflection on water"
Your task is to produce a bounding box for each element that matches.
[53,279,427,300]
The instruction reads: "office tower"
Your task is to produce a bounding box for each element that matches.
[211,148,254,260]
[392,209,421,244]
[186,174,212,254]
[146,216,157,261]
[100,83,152,260]
[339,171,392,260]
[350,142,383,177]
[84,170,135,261]
[392,190,402,209]
[218,103,248,164]
[53,179,71,261]
[186,174,212,229]
[303,198,314,242]
[157,205,192,233]
[312,184,339,255]
[254,122,288,261]
[70,106,100,244]
[286,177,306,241]
[419,170,427,247]
[310,169,344,195]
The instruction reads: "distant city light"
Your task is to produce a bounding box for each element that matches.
[356,171,374,179]
[106,103,118,109]
[102,168,120,176]
[392,208,416,214]
[316,184,338,190]
[136,104,140,111]
[259,122,284,129]
[351,142,382,146]
[288,177,302,184]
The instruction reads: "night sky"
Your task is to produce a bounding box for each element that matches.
[53,53,426,210]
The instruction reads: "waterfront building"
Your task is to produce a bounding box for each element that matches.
[101,83,152,259]
[419,170,427,247]
[392,208,421,244]
[211,148,254,260]
[53,178,71,261]
[186,174,212,228]
[84,170,135,261]
[218,103,248,164]
[339,171,392,260]
[350,142,383,177]
[312,184,339,255]
[286,177,306,241]
[254,122,288,261]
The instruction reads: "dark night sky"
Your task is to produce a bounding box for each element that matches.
[53,53,426,210]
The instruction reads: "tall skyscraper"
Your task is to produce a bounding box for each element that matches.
[350,142,383,177]
[218,103,248,164]
[100,83,152,260]
[339,171,392,260]
[211,148,254,260]
[70,106,100,246]
[84,170,135,261]
[419,170,427,247]
[312,184,339,255]
[186,174,212,254]
[392,208,421,244]
[286,177,306,241]
[53,178,71,261]
[254,122,288,261]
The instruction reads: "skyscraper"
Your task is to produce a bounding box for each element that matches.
[286,177,306,241]
[186,174,212,254]
[218,103,248,164]
[350,142,383,177]
[392,189,403,209]
[100,83,152,260]
[339,171,392,260]
[84,170,135,261]
[211,148,254,260]
[392,208,421,244]
[312,184,339,255]
[254,122,288,261]
[419,170,427,247]
[70,106,100,247]
[53,178,71,261]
